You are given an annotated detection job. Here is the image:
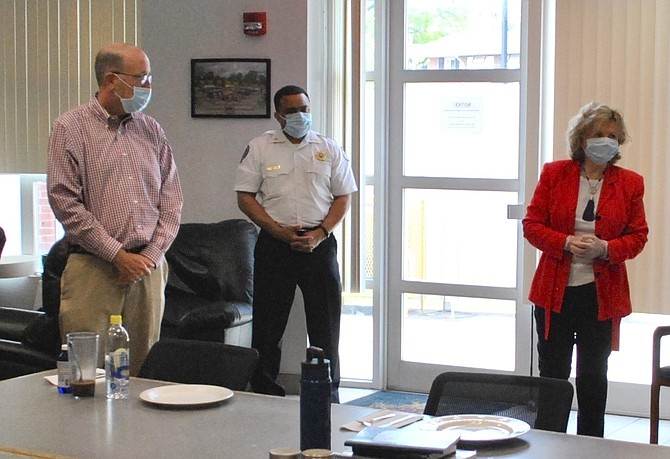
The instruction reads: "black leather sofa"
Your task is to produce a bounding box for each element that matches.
[0,219,257,380]
[0,238,65,380]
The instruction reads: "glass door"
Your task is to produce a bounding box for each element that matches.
[336,0,667,420]
[385,0,531,392]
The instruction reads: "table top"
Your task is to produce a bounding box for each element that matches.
[0,371,371,459]
[0,371,668,459]
[0,255,39,278]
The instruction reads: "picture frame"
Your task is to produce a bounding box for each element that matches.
[190,58,271,118]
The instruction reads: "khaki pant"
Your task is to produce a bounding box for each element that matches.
[59,253,168,376]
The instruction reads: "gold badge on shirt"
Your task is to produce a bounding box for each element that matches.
[266,165,281,171]
[315,151,328,161]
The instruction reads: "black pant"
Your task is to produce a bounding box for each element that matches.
[250,230,342,403]
[534,282,612,437]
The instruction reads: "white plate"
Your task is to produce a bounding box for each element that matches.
[140,384,233,407]
[422,414,530,444]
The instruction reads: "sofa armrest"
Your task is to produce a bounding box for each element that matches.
[0,339,57,368]
[0,307,44,342]
[179,301,253,331]
[0,338,57,380]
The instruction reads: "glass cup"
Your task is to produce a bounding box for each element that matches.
[66,332,99,397]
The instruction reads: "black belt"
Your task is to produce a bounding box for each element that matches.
[69,245,146,256]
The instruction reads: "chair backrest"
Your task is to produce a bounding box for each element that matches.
[19,238,69,356]
[137,338,259,391]
[165,219,258,303]
[0,226,5,259]
[423,371,574,433]
[651,325,670,443]
[42,238,69,316]
[652,325,670,383]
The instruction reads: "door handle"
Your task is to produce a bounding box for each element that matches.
[507,204,525,220]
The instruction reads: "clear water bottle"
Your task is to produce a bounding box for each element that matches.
[300,346,331,451]
[105,314,130,399]
[57,343,71,394]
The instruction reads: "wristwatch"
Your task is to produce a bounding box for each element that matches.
[318,224,331,238]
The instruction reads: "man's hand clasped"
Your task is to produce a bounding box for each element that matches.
[113,250,154,285]
[284,225,325,253]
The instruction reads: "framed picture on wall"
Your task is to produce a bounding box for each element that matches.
[190,58,271,118]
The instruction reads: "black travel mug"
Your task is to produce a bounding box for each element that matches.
[300,346,332,451]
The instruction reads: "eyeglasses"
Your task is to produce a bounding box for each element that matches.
[111,71,152,85]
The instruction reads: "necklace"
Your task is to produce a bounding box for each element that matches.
[582,171,603,222]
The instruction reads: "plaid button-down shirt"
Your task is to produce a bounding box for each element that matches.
[47,96,183,264]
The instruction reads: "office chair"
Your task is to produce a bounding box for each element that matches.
[650,325,670,444]
[424,371,574,433]
[138,338,258,391]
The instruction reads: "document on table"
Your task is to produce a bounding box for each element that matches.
[44,369,105,386]
[340,409,424,432]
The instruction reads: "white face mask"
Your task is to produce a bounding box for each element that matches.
[585,137,619,164]
[114,75,152,113]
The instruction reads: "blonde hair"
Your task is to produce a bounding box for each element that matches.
[567,101,628,164]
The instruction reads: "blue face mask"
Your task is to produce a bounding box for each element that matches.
[114,75,152,113]
[281,112,312,139]
[585,137,619,165]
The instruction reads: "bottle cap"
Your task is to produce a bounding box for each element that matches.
[301,346,331,381]
[110,315,122,325]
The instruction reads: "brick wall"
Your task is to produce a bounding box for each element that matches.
[34,181,60,254]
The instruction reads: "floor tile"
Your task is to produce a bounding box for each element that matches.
[651,419,670,445]
[606,418,654,443]
[603,413,639,437]
[566,410,577,434]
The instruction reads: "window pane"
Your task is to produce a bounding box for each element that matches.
[405,0,521,70]
[404,82,519,179]
[365,0,376,73]
[403,189,517,287]
[0,174,62,257]
[0,175,22,255]
[34,181,64,254]
[402,293,515,370]
[364,185,375,279]
[341,289,374,380]
[340,190,375,382]
[364,81,376,176]
[601,313,667,385]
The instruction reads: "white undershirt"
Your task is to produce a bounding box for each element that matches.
[568,175,602,286]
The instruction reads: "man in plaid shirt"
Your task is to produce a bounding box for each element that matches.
[47,43,183,375]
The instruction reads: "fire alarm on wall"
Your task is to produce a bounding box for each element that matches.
[243,12,267,36]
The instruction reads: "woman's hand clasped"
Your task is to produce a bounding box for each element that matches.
[566,235,608,260]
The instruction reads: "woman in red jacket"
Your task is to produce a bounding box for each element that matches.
[523,102,648,437]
